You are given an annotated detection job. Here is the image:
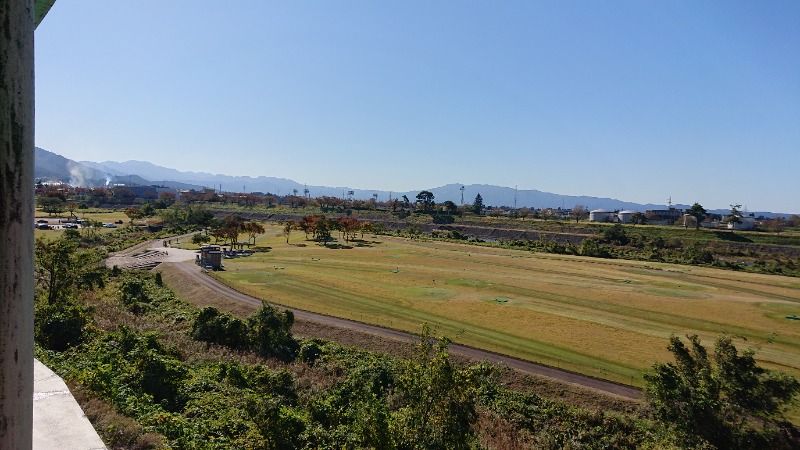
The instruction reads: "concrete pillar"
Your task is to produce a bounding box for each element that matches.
[0,1,35,449]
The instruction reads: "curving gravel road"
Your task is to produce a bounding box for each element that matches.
[170,260,643,399]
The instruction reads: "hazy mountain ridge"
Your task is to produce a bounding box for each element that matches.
[35,148,791,217]
[35,147,111,187]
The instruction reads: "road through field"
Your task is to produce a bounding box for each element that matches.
[170,260,642,399]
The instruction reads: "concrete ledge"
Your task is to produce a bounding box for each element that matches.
[33,359,106,450]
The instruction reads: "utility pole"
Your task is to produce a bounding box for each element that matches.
[460,185,465,205]
[1,1,36,447]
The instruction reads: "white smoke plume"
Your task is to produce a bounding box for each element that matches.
[66,161,86,187]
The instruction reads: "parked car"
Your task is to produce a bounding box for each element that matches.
[37,224,51,230]
[36,219,48,224]
[102,223,117,228]
[63,223,78,229]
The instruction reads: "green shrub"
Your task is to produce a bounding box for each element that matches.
[34,300,92,351]
[298,339,325,364]
[248,303,298,360]
[191,306,250,349]
[580,239,614,258]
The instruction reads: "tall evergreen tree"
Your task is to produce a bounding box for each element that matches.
[472,194,484,215]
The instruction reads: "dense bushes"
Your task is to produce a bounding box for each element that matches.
[192,307,250,349]
[192,303,298,360]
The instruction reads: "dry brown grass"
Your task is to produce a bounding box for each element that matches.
[202,225,800,386]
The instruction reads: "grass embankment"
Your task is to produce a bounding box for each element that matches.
[197,225,800,389]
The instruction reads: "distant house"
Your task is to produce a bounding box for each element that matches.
[727,216,756,231]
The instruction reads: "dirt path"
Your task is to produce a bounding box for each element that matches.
[170,260,642,399]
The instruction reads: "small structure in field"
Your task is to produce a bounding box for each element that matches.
[198,244,223,270]
[727,216,756,231]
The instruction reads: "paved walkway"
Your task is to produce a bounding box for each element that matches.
[33,359,106,450]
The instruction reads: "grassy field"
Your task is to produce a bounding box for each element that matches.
[203,224,800,388]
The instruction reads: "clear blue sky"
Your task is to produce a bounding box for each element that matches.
[34,1,800,213]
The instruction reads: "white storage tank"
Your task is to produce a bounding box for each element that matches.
[617,210,637,223]
[589,209,614,222]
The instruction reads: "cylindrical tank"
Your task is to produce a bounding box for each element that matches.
[589,209,614,222]
[617,210,637,223]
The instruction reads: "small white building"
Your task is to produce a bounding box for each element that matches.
[727,216,756,231]
[617,210,637,223]
[589,209,615,223]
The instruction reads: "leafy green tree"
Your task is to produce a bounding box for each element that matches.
[442,200,457,215]
[35,237,104,305]
[248,302,297,361]
[415,191,435,211]
[34,237,103,350]
[38,195,66,215]
[124,206,145,223]
[685,202,707,230]
[314,216,333,245]
[191,233,210,245]
[644,334,800,449]
[472,193,484,215]
[391,326,478,449]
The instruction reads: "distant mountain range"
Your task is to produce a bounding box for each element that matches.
[34,147,790,217]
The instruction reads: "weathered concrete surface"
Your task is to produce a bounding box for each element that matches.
[32,360,106,450]
[1,1,35,448]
